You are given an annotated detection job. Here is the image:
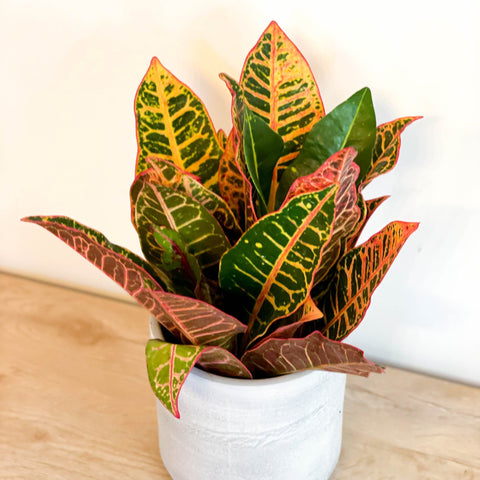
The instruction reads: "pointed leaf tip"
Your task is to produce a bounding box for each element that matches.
[24,216,245,348]
[362,116,422,187]
[240,19,325,203]
[135,57,223,190]
[320,220,419,341]
[146,339,252,417]
[279,87,376,201]
[242,331,384,378]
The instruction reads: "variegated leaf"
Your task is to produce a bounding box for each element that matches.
[146,339,202,418]
[241,331,383,378]
[220,73,246,134]
[278,87,376,203]
[132,176,230,277]
[218,129,257,231]
[132,170,205,294]
[320,221,419,341]
[346,195,390,249]
[283,147,361,284]
[366,195,389,219]
[218,131,245,222]
[137,223,200,297]
[260,296,323,340]
[219,185,338,347]
[311,193,387,301]
[144,157,242,242]
[220,75,260,227]
[216,128,227,149]
[135,57,223,190]
[240,20,325,202]
[152,227,202,293]
[22,216,246,348]
[148,291,242,349]
[147,291,246,350]
[362,116,421,187]
[146,339,252,418]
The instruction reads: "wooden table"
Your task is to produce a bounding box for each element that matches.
[1,272,479,479]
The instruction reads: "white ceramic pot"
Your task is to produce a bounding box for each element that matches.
[150,318,346,480]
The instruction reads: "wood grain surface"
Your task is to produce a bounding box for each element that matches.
[1,272,479,479]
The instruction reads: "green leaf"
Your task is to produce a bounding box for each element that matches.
[242,106,284,216]
[146,339,252,418]
[219,185,338,347]
[132,176,230,277]
[278,87,376,203]
[241,331,383,378]
[135,57,223,191]
[22,216,246,348]
[319,221,419,341]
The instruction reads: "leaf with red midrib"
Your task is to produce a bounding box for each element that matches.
[22,216,246,349]
[284,147,361,284]
[241,331,383,378]
[146,339,252,418]
[320,221,419,341]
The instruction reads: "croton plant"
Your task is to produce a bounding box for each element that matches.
[23,21,419,417]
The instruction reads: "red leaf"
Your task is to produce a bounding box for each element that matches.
[241,331,383,378]
[22,216,246,349]
[196,348,252,379]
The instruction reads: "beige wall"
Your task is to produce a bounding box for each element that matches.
[1,0,479,385]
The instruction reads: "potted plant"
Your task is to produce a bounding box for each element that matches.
[23,21,419,480]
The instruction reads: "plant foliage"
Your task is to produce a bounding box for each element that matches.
[23,21,419,418]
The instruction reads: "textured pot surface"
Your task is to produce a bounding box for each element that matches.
[151,316,345,480]
[156,368,345,480]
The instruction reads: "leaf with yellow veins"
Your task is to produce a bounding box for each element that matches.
[135,57,223,191]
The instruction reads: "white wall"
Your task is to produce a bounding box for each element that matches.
[2,0,479,385]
